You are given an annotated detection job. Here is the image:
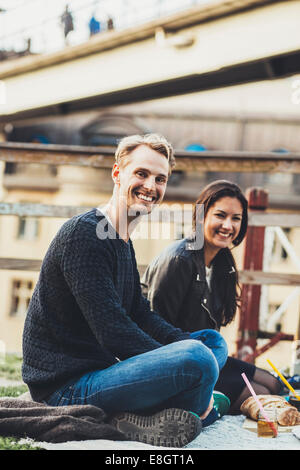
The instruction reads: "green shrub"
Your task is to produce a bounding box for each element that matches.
[0,384,28,398]
[0,354,23,381]
[0,437,43,450]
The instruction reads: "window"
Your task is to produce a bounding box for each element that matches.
[17,216,39,240]
[10,279,34,317]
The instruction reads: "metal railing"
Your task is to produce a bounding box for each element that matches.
[0,0,209,54]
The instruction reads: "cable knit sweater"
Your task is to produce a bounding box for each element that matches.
[22,209,190,402]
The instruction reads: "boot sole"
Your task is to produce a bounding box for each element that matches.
[110,408,202,447]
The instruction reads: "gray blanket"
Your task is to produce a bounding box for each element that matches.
[0,398,126,443]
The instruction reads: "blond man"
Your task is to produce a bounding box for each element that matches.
[22,134,227,447]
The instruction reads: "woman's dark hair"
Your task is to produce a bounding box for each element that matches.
[192,179,248,245]
[192,180,248,326]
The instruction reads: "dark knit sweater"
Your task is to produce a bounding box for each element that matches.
[22,209,190,402]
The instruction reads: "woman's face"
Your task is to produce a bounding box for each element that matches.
[204,196,243,252]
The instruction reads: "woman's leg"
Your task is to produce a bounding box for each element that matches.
[230,366,282,414]
[45,339,222,417]
[252,366,282,394]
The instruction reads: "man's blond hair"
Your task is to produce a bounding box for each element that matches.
[115,134,175,173]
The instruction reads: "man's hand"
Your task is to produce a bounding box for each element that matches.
[199,395,214,420]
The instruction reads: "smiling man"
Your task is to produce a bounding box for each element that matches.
[99,134,170,242]
[22,134,228,447]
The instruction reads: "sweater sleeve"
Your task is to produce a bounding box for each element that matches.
[130,247,190,344]
[61,221,164,360]
[132,292,190,344]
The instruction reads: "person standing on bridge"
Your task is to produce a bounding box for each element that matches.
[89,12,101,37]
[61,4,74,45]
[22,134,229,447]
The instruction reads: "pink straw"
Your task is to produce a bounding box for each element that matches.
[241,372,278,437]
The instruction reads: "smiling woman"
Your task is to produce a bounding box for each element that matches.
[143,180,248,330]
[142,180,282,414]
[202,196,244,267]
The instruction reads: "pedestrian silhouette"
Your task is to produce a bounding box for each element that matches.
[89,13,100,37]
[107,16,114,31]
[61,5,74,45]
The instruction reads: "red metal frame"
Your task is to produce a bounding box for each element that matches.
[236,187,268,363]
[241,332,294,363]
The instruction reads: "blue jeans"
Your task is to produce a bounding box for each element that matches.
[45,329,228,417]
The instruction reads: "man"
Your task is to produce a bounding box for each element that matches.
[22,134,228,447]
[61,5,74,45]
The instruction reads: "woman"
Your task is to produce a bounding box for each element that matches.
[141,180,281,414]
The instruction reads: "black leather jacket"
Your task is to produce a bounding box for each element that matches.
[141,237,233,332]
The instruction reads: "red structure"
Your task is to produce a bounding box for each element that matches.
[236,187,268,363]
[236,187,294,363]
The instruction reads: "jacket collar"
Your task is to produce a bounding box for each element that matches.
[183,234,207,282]
[184,233,234,278]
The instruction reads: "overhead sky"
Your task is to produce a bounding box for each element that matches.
[0,0,212,53]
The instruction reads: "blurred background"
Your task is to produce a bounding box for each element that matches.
[0,0,299,374]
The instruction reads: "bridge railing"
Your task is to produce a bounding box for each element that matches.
[0,141,299,372]
[0,0,252,55]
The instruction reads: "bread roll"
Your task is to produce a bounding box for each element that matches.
[240,394,300,426]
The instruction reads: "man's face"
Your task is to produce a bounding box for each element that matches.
[113,144,169,216]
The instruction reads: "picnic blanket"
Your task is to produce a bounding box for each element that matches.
[1,393,299,450]
[185,415,300,450]
[0,397,125,443]
[17,415,300,450]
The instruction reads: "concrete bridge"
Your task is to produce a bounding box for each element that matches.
[0,0,300,124]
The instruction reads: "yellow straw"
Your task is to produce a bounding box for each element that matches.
[267,359,300,401]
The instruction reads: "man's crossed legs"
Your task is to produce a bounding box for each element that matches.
[45,330,228,447]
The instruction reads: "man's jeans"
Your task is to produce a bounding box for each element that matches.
[45,329,228,417]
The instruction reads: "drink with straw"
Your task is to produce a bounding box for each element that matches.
[241,372,278,438]
[257,408,278,438]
